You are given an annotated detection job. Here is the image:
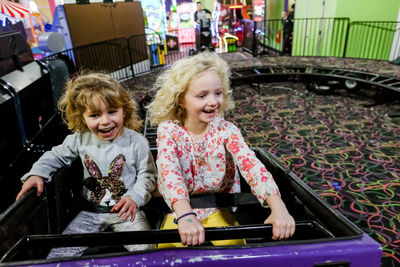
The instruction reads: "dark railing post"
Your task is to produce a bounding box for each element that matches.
[343,19,351,58]
[252,21,257,56]
[126,37,135,79]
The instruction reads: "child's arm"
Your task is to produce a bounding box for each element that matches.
[264,194,295,240]
[156,123,205,245]
[172,199,205,246]
[17,134,80,199]
[225,122,295,239]
[122,135,157,210]
[16,175,44,200]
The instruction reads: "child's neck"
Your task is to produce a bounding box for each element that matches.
[184,120,209,140]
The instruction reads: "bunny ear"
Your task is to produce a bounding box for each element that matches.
[109,154,126,179]
[84,154,103,179]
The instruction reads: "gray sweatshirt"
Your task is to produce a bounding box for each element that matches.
[21,127,157,208]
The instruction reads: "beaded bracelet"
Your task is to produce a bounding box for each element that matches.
[174,212,197,224]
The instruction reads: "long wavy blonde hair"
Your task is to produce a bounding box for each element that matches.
[148,52,234,126]
[58,72,142,132]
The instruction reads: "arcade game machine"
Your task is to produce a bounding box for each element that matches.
[216,1,252,53]
[141,0,167,67]
[168,5,179,33]
[141,0,167,39]
[176,2,196,45]
[253,0,265,22]
[166,5,179,52]
[214,3,240,53]
[228,4,244,45]
[223,32,238,52]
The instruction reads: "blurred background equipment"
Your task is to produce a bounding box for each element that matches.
[38,32,65,52]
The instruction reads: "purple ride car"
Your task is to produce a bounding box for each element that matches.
[0,148,381,267]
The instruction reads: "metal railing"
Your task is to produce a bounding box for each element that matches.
[43,31,197,81]
[42,18,400,82]
[294,17,349,57]
[345,21,400,60]
[248,18,400,61]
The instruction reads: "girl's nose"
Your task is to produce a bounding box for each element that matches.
[100,114,111,124]
[208,95,218,106]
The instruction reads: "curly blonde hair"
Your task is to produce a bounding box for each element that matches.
[58,72,142,132]
[148,52,234,126]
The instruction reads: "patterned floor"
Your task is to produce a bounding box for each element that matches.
[123,53,400,267]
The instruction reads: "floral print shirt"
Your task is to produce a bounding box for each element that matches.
[156,116,280,221]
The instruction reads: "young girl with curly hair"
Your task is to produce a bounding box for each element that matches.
[148,52,295,247]
[16,72,157,257]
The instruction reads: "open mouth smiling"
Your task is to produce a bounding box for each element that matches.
[99,127,114,133]
[203,109,216,114]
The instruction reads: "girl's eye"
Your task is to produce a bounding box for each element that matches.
[89,113,99,118]
[216,91,222,96]
[197,95,205,98]
[108,110,117,114]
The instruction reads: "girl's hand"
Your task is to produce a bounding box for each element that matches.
[177,214,205,246]
[172,199,205,246]
[264,194,296,240]
[112,196,137,222]
[16,175,44,200]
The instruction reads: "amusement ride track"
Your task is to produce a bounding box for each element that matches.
[119,53,400,266]
[225,62,400,267]
[141,58,400,266]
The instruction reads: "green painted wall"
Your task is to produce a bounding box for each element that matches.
[293,0,399,22]
[292,0,346,57]
[336,0,400,59]
[335,0,399,22]
[290,0,400,59]
[265,0,283,19]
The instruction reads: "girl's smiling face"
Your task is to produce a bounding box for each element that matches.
[83,97,124,141]
[182,70,224,134]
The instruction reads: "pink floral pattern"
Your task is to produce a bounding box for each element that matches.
[156,117,280,221]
